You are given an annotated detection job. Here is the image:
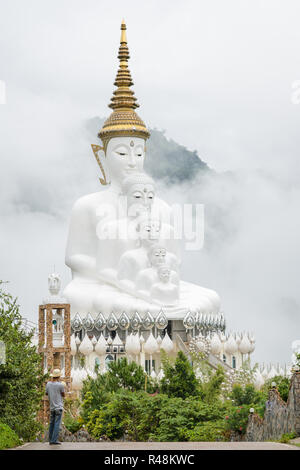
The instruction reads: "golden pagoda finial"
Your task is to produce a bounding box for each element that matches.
[120,19,127,43]
[98,21,150,152]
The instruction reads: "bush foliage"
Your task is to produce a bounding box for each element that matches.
[0,282,45,440]
[0,422,21,449]
[80,353,231,441]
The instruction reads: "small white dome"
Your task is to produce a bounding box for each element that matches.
[253,370,264,389]
[107,336,113,345]
[80,368,88,381]
[224,334,238,355]
[261,365,269,379]
[267,365,278,380]
[95,333,108,356]
[79,334,93,356]
[71,369,82,391]
[87,368,97,380]
[238,333,252,354]
[144,332,159,355]
[130,334,141,355]
[157,369,165,381]
[161,332,174,354]
[150,369,157,380]
[139,334,145,344]
[235,333,241,345]
[70,334,77,356]
[210,333,222,355]
[112,333,123,346]
[220,333,226,343]
[125,333,133,354]
[75,335,81,345]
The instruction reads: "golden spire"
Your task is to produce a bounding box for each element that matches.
[98,20,150,151]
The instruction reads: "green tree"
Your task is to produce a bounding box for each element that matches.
[230,383,263,406]
[0,282,45,440]
[160,351,198,399]
[262,375,290,402]
[105,357,147,392]
[198,366,225,403]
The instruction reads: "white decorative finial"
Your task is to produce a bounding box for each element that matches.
[43,270,66,304]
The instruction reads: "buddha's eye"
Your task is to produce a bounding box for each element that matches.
[116,151,127,156]
[137,153,142,157]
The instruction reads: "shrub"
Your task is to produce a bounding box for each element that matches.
[82,386,227,442]
[0,282,45,440]
[0,422,20,449]
[279,432,297,443]
[160,351,198,399]
[148,396,226,442]
[63,413,82,434]
[230,383,264,406]
[183,420,227,442]
[80,358,157,423]
[262,376,290,402]
[105,358,148,392]
[224,405,250,434]
[198,366,225,403]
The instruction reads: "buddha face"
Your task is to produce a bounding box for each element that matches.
[137,219,161,245]
[157,266,171,283]
[106,137,145,185]
[127,182,155,214]
[148,246,167,267]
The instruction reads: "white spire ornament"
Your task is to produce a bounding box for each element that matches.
[144,332,159,355]
[224,334,238,355]
[160,332,174,354]
[95,333,108,356]
[238,333,252,355]
[210,333,222,356]
[79,334,93,356]
[70,334,77,356]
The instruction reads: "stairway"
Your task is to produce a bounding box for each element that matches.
[175,333,232,372]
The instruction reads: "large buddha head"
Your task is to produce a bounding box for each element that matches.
[98,21,150,186]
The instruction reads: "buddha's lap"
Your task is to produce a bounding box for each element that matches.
[64,278,220,317]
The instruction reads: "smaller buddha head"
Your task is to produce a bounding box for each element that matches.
[157,265,171,283]
[122,172,155,216]
[136,216,161,247]
[147,244,167,267]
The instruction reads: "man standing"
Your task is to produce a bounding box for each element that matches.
[46,368,65,445]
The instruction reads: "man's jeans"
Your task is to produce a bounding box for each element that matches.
[49,408,63,443]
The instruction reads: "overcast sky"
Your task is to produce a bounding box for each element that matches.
[0,0,300,365]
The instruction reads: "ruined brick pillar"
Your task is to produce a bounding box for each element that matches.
[38,303,72,426]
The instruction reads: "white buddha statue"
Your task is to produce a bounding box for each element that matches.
[150,266,179,306]
[136,244,179,293]
[63,21,221,318]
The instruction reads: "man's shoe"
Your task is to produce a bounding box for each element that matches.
[49,442,62,445]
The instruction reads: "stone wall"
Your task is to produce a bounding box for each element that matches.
[245,372,300,441]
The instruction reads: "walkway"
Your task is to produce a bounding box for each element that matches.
[14,441,299,450]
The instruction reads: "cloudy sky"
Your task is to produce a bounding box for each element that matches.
[0,0,300,365]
